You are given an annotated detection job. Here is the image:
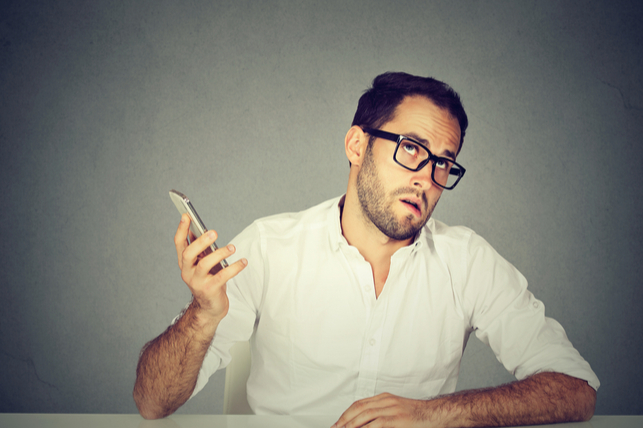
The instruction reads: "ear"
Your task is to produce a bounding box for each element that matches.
[345,126,368,166]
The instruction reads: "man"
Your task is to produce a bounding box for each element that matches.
[134,72,599,427]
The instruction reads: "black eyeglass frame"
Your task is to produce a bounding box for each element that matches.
[361,127,466,190]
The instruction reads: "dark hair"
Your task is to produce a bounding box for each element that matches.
[352,72,468,154]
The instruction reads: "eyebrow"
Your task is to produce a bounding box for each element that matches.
[405,132,457,160]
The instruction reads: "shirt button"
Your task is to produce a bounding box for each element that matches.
[369,338,376,346]
[533,302,539,308]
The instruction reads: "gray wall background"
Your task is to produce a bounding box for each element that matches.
[1,0,642,416]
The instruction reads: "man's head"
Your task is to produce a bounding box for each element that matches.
[351,72,468,154]
[344,73,466,243]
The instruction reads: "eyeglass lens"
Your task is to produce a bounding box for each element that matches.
[395,138,461,188]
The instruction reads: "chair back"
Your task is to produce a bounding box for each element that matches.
[223,341,253,414]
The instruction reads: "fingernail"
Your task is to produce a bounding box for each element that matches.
[227,244,235,252]
[208,231,216,239]
[241,258,248,266]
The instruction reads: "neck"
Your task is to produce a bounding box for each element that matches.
[340,188,413,272]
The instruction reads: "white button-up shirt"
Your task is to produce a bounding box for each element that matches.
[183,196,599,415]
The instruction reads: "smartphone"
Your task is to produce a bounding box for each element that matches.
[169,189,229,268]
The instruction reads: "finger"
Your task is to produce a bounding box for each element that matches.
[182,230,220,269]
[174,214,191,268]
[338,407,394,428]
[342,409,379,428]
[193,244,238,279]
[333,395,391,428]
[198,250,249,286]
[333,398,371,428]
[210,256,248,285]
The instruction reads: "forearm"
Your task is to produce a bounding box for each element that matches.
[133,300,222,419]
[427,372,596,427]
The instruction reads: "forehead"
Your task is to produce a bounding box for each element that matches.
[385,96,461,155]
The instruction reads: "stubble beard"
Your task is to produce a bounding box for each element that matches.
[356,145,438,241]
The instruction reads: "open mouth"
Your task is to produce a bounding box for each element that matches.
[401,198,421,216]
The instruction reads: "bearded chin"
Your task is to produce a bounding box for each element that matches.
[356,145,437,241]
[357,178,438,241]
[373,199,436,241]
[378,216,420,241]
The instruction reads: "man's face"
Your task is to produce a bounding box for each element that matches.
[356,96,462,241]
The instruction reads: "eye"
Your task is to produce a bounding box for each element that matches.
[402,142,419,156]
[435,159,449,170]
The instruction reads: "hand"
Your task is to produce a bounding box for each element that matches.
[174,213,248,322]
[332,393,431,428]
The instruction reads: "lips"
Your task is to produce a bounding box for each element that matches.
[400,197,422,216]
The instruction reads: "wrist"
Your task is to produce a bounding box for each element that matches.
[194,308,224,332]
[181,300,223,338]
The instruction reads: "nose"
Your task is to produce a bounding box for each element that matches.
[411,162,434,189]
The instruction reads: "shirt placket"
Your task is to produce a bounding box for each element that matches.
[355,303,387,400]
[353,258,400,401]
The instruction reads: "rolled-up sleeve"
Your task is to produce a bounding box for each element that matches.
[462,232,600,390]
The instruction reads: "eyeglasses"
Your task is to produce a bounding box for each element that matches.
[361,127,466,190]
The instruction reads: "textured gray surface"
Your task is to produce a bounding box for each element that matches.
[1,0,641,416]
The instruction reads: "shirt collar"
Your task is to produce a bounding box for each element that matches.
[328,195,347,251]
